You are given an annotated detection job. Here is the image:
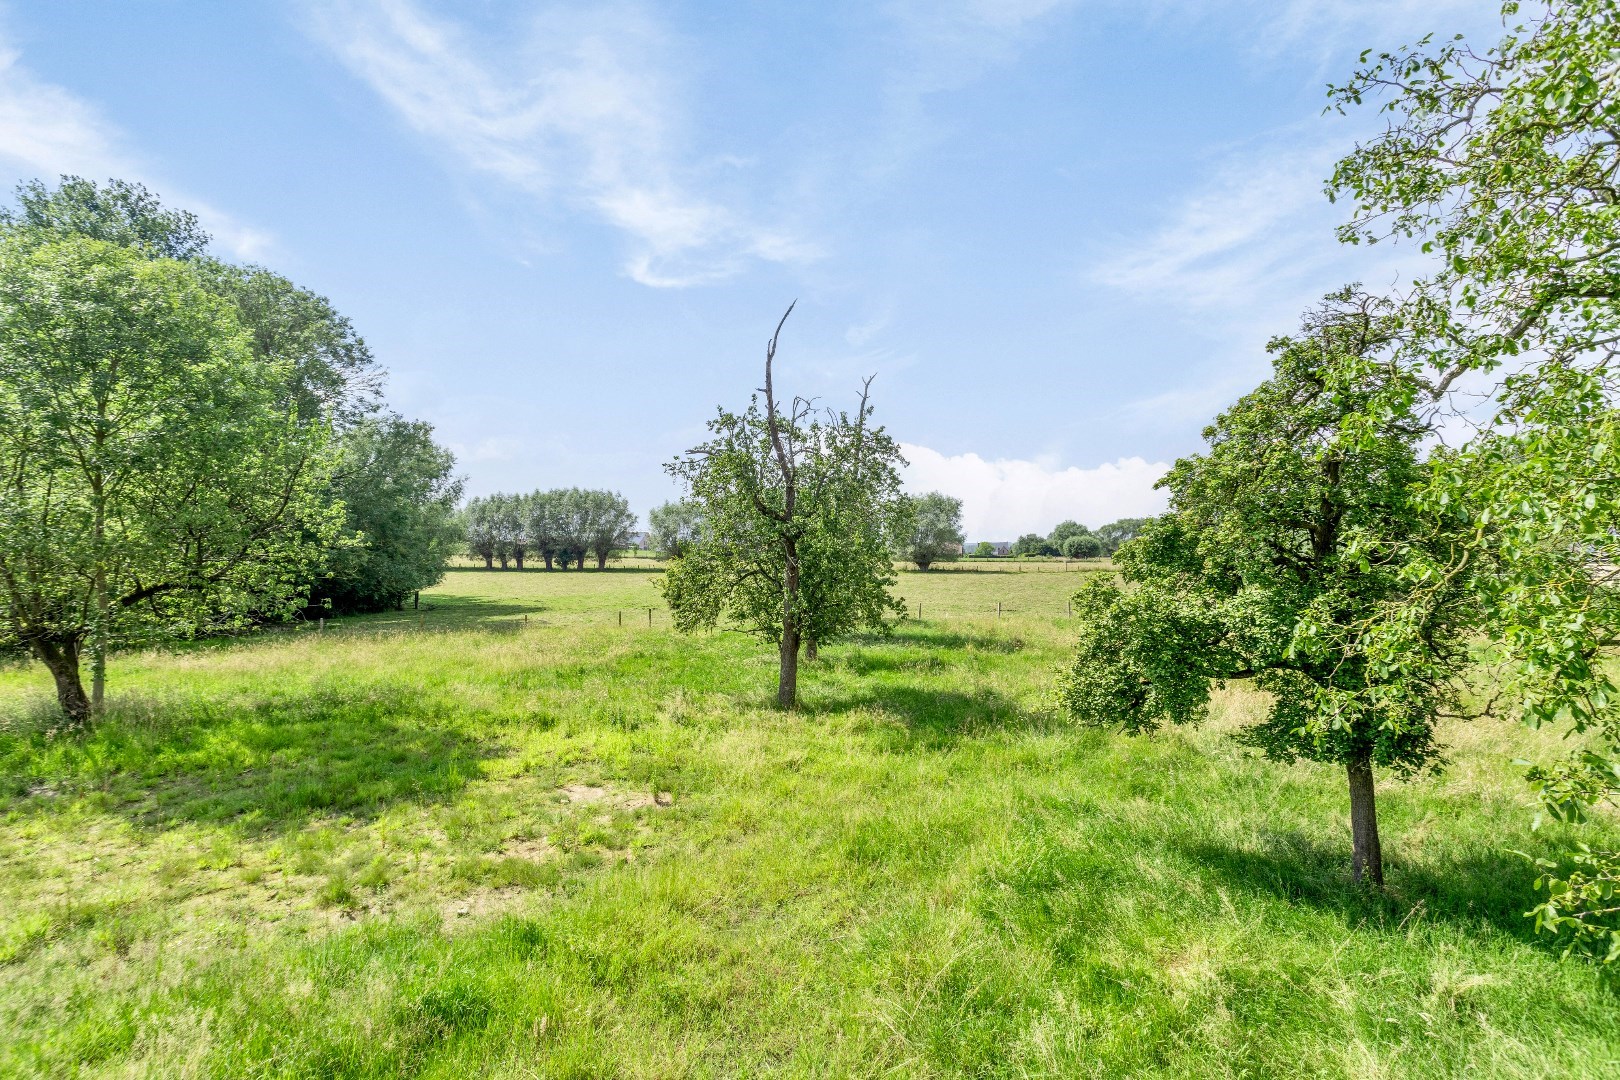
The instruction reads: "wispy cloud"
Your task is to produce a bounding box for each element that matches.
[0,43,272,258]
[901,442,1169,538]
[306,0,815,287]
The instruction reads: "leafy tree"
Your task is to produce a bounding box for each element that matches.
[3,178,384,428]
[1,175,210,259]
[1061,533,1104,559]
[583,490,635,569]
[0,236,337,723]
[1048,520,1089,550]
[313,415,462,613]
[973,541,996,558]
[1059,300,1479,885]
[462,496,502,569]
[649,499,703,559]
[524,490,562,570]
[896,492,964,570]
[1095,517,1153,555]
[1328,0,1620,955]
[1010,533,1055,558]
[198,262,383,428]
[663,306,906,707]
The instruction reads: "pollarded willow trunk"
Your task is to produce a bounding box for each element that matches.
[32,636,91,726]
[483,553,494,569]
[596,551,609,570]
[514,548,525,570]
[1347,754,1384,886]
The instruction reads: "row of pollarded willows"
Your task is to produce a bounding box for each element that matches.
[461,489,635,571]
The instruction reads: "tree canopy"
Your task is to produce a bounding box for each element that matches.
[0,235,338,722]
[895,492,964,570]
[649,499,704,560]
[1060,297,1479,884]
[1328,0,1620,956]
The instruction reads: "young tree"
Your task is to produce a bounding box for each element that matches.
[1059,298,1479,885]
[662,305,906,707]
[973,541,996,558]
[648,499,704,559]
[312,414,463,614]
[896,492,964,570]
[0,236,337,723]
[1327,0,1620,951]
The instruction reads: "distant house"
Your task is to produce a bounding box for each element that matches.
[971,541,1012,557]
[626,531,649,550]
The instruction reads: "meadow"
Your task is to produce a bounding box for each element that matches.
[2,563,1618,1078]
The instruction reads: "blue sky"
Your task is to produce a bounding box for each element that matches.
[2,0,1497,538]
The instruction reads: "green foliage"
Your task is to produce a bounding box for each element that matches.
[1092,517,1152,554]
[973,541,996,558]
[662,309,905,705]
[648,499,703,560]
[1010,533,1056,558]
[1060,533,1104,559]
[895,491,964,570]
[0,235,338,721]
[1330,0,1620,962]
[462,489,636,571]
[314,415,463,614]
[0,175,210,259]
[1059,296,1480,881]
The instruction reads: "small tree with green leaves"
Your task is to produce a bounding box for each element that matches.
[1059,297,1479,884]
[648,499,703,560]
[896,492,964,570]
[662,305,906,707]
[973,541,996,558]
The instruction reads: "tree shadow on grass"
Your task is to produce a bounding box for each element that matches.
[801,683,1059,750]
[2,683,500,835]
[1174,829,1559,943]
[838,625,1029,654]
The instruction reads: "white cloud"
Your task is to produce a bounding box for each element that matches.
[0,44,272,259]
[901,442,1169,539]
[306,0,814,287]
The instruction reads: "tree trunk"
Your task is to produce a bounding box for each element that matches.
[498,553,509,569]
[805,636,818,661]
[33,637,90,726]
[596,550,608,569]
[483,553,493,569]
[515,549,525,570]
[778,625,800,708]
[1347,755,1384,886]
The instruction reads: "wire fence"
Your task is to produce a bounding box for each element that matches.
[301,598,1089,638]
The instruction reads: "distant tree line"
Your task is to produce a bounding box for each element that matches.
[0,177,461,722]
[1007,517,1153,559]
[462,489,635,570]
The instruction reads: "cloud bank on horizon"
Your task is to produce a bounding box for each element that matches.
[900,443,1169,540]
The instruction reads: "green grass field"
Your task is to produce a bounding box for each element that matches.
[2,565,1617,1077]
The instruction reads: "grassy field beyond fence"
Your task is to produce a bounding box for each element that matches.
[1,567,1617,1077]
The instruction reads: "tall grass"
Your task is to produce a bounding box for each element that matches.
[0,568,1615,1076]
